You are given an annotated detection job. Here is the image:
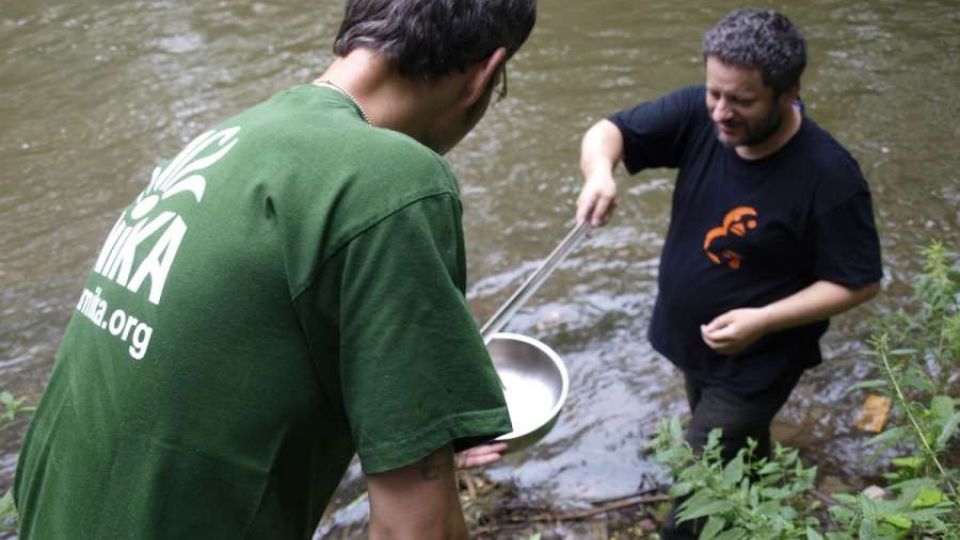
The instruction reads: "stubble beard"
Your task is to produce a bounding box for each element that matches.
[715,104,784,148]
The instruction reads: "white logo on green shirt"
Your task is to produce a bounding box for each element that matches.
[77,127,240,361]
[93,127,241,305]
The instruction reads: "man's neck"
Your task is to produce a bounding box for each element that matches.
[315,49,461,139]
[735,104,802,161]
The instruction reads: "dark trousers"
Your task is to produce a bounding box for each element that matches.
[660,369,803,540]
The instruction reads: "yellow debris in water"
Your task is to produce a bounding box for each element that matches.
[856,394,892,433]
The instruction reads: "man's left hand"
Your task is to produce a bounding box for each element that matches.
[700,307,769,355]
[454,442,508,470]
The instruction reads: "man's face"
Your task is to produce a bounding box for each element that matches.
[705,56,784,148]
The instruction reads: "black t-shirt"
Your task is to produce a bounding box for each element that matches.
[610,85,882,392]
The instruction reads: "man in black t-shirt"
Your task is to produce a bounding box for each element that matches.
[575,9,882,539]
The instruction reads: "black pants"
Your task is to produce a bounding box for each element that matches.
[660,369,804,540]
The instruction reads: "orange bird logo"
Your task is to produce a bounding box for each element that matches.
[703,206,758,269]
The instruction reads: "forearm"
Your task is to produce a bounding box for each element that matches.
[367,445,467,540]
[579,118,624,179]
[702,279,881,355]
[760,279,880,333]
[576,119,625,225]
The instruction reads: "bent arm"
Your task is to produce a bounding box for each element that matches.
[761,279,880,332]
[576,119,625,226]
[367,444,467,540]
[702,280,881,355]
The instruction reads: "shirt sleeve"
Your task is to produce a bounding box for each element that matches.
[811,190,883,288]
[608,85,704,174]
[336,193,512,474]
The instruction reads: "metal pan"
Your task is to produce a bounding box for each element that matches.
[486,332,569,451]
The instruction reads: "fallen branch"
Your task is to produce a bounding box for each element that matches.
[505,493,671,523]
[588,486,661,506]
[471,493,671,536]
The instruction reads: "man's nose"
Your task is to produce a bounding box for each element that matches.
[712,98,733,122]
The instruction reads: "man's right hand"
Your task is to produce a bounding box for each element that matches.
[576,119,624,227]
[576,172,618,226]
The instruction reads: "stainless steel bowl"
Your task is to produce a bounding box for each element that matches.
[486,332,569,452]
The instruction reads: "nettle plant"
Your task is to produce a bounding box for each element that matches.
[649,417,821,540]
[842,242,960,537]
[0,390,34,533]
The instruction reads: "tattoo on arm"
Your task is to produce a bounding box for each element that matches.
[418,450,451,481]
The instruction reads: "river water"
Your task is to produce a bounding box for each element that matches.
[2,0,959,535]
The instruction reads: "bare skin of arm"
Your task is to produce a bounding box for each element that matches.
[701,280,881,355]
[576,119,624,227]
[366,444,468,540]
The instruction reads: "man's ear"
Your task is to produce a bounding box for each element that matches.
[780,82,801,106]
[461,47,508,108]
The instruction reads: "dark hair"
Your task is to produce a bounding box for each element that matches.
[702,8,806,95]
[333,0,536,80]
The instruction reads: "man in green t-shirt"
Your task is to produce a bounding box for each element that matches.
[14,1,536,538]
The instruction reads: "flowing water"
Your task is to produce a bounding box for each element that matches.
[2,0,959,535]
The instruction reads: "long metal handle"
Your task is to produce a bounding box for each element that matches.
[480,221,591,343]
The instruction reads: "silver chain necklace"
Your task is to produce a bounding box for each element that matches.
[314,79,371,125]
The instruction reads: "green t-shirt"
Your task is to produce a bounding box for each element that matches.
[14,85,511,539]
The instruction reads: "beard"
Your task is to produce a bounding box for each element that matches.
[715,104,784,148]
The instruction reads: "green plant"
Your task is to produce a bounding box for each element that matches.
[649,416,958,540]
[649,417,821,540]
[844,241,960,538]
[0,389,34,534]
[824,477,958,540]
[0,489,16,534]
[0,390,35,425]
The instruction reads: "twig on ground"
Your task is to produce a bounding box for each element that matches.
[471,492,671,536]
[588,486,661,506]
[507,493,671,523]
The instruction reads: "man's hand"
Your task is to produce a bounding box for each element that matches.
[577,119,624,227]
[455,442,508,470]
[700,307,770,355]
[701,280,881,356]
[576,174,618,227]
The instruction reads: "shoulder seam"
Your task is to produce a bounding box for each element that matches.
[290,189,461,302]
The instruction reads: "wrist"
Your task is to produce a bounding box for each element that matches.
[582,160,615,183]
[585,171,614,189]
[757,305,780,333]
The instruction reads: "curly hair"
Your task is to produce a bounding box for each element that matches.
[702,8,806,95]
[333,0,536,80]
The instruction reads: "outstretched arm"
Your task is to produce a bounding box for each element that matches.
[576,119,625,227]
[367,444,467,540]
[701,280,881,355]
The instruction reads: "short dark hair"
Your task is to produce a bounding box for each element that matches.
[702,8,806,95]
[333,0,537,80]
